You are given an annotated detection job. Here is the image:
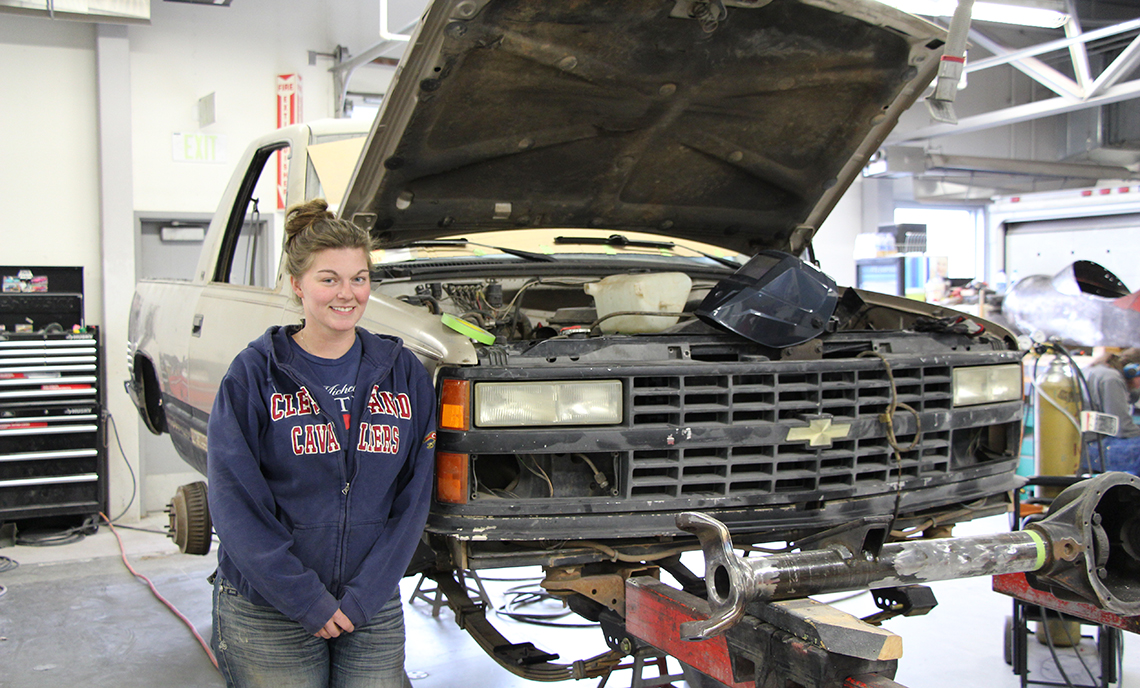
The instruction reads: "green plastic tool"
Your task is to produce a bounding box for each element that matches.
[440,313,496,345]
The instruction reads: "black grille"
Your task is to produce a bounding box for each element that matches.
[627,363,955,499]
[631,366,952,428]
[625,430,952,499]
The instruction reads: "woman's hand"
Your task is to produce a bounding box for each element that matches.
[314,608,356,638]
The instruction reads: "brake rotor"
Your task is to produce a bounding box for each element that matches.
[166,481,212,555]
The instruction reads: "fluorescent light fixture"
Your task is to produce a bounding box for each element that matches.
[874,0,1069,28]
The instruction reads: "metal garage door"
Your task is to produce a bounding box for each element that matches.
[1004,213,1140,291]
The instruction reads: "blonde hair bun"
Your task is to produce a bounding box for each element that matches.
[285,199,335,244]
[282,198,375,282]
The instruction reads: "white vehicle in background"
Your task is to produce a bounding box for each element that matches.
[128,0,1025,681]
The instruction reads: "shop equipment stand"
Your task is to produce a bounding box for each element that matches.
[997,476,1136,688]
[409,568,491,617]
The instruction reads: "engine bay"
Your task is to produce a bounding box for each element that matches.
[372,269,1013,358]
[377,273,719,342]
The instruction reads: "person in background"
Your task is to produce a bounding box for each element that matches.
[207,198,436,688]
[1083,347,1140,476]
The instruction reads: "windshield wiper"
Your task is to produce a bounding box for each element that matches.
[554,234,741,270]
[392,239,556,263]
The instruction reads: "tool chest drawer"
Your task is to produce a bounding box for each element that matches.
[0,329,106,520]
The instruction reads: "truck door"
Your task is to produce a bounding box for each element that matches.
[185,139,293,434]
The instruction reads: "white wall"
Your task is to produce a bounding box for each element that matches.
[816,177,863,288]
[129,0,401,214]
[0,16,104,323]
[2,0,405,308]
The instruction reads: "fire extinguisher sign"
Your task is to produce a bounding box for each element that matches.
[276,74,302,209]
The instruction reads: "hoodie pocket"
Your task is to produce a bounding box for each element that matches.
[340,518,388,581]
[289,523,340,586]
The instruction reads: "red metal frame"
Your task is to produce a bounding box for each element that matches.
[625,578,755,688]
[992,572,1140,634]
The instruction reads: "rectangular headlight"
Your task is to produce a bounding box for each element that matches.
[953,364,1023,406]
[474,380,622,427]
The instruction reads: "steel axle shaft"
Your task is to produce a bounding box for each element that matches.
[677,472,1140,640]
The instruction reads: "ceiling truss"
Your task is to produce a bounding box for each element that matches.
[891,12,1140,146]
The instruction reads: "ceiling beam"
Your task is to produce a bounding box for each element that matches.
[965,17,1140,73]
[924,152,1136,178]
[887,76,1140,143]
[330,19,418,118]
[1063,4,1093,91]
[1088,30,1140,98]
[968,29,1083,99]
[891,15,1140,144]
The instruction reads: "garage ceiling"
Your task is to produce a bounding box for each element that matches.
[892,4,1140,147]
[879,0,1140,197]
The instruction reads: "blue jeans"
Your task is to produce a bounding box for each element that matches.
[1084,436,1140,476]
[212,575,411,688]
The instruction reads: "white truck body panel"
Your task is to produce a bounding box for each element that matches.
[127,119,476,471]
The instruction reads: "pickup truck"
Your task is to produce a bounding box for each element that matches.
[128,0,1026,681]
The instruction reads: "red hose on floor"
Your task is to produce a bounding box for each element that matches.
[99,513,219,669]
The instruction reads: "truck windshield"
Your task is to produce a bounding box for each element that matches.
[306,135,368,209]
[370,228,746,268]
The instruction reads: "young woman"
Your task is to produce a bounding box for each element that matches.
[207,199,436,688]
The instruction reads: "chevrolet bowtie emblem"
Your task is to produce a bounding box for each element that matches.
[785,417,851,447]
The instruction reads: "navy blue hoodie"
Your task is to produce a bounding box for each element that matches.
[207,325,436,634]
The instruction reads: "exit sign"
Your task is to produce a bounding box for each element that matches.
[172,132,228,164]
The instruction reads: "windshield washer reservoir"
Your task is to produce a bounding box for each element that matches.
[585,273,692,334]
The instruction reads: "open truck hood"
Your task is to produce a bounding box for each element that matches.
[341,0,946,256]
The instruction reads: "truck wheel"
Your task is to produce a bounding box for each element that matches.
[166,481,212,555]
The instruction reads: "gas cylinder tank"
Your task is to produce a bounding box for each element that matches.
[1034,356,1082,489]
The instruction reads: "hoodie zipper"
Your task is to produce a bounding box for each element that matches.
[276,360,355,593]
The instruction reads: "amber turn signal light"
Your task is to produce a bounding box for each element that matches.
[436,452,469,504]
[439,379,470,431]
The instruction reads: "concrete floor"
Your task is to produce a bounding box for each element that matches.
[0,514,1136,688]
